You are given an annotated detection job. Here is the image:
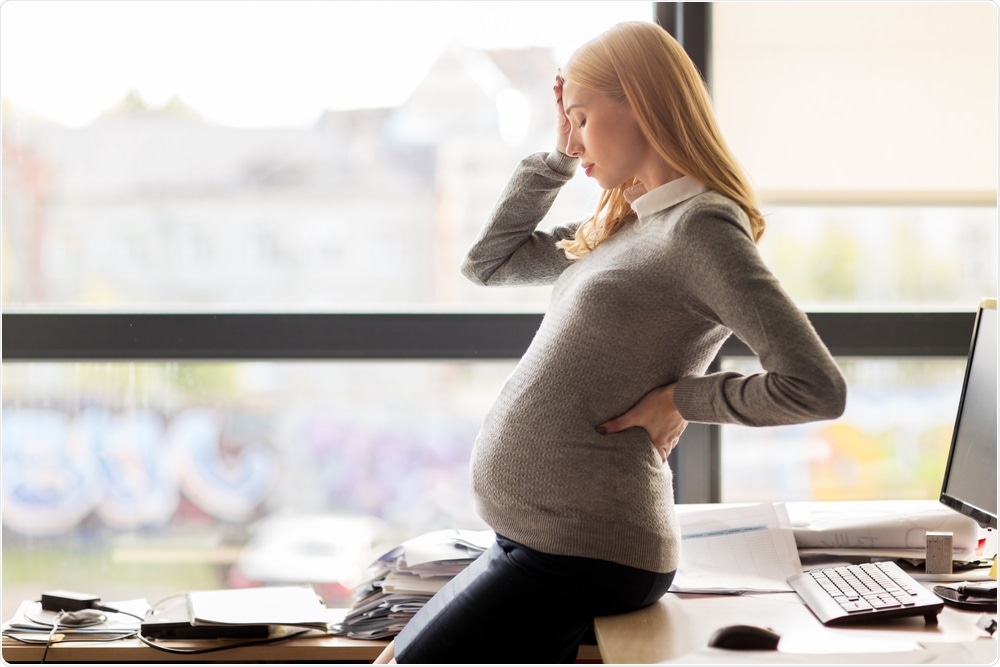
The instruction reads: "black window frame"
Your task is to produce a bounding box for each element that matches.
[1,309,977,504]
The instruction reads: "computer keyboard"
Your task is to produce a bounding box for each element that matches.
[787,561,944,626]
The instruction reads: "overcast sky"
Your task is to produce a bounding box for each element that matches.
[1,0,651,127]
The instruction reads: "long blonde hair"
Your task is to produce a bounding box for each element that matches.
[557,21,764,259]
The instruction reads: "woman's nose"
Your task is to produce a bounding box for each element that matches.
[565,133,583,158]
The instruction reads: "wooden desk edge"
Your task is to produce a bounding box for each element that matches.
[2,634,603,663]
[594,595,687,664]
[3,633,386,663]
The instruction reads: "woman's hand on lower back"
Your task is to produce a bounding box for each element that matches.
[597,383,689,462]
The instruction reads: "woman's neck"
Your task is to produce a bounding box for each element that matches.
[636,154,685,191]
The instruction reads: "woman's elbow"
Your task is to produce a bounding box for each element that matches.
[459,257,489,286]
[814,369,848,421]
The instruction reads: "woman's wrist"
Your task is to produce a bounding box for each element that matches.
[544,149,579,177]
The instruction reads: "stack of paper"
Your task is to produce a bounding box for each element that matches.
[339,529,493,639]
[2,599,149,644]
[787,500,984,561]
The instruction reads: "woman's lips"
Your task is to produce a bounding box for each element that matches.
[582,163,594,176]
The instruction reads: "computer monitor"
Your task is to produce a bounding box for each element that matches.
[938,298,997,530]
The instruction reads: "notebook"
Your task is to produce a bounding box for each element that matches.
[140,594,270,640]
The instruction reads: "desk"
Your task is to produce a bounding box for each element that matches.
[594,588,996,664]
[1,630,603,663]
[2,631,386,663]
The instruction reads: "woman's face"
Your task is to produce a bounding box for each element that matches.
[561,80,652,190]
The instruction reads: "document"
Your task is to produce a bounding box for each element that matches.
[671,503,802,593]
[186,585,330,631]
[390,528,494,573]
[2,599,149,643]
[788,499,983,559]
[338,529,492,639]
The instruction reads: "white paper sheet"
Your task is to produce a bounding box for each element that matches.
[187,585,329,629]
[672,503,802,593]
[788,500,983,556]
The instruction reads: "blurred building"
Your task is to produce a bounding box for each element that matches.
[1,44,571,309]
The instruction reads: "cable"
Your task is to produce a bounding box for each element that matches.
[24,605,106,629]
[16,598,138,661]
[135,627,312,654]
[22,593,320,657]
[92,603,146,622]
[2,631,137,645]
[27,595,147,625]
[132,592,316,655]
[40,610,66,664]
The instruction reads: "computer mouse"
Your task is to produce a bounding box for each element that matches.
[707,624,781,650]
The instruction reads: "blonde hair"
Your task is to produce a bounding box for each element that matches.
[557,21,764,259]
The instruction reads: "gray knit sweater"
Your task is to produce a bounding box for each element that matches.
[460,151,846,574]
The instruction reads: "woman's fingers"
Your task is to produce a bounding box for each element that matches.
[554,70,571,153]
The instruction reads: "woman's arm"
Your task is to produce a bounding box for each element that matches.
[601,202,846,448]
[670,205,847,426]
[461,74,583,287]
[460,150,582,287]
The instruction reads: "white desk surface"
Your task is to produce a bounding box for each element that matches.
[594,588,996,664]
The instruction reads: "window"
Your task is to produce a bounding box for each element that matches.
[720,358,967,503]
[1,0,655,620]
[708,1,997,500]
[711,1,997,308]
[2,0,995,621]
[1,0,652,310]
[1,359,507,613]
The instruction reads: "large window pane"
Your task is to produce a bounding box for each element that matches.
[710,4,996,504]
[720,358,966,503]
[1,360,507,620]
[1,0,651,309]
[713,2,996,196]
[712,2,997,307]
[758,205,996,307]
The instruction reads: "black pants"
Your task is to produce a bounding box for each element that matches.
[394,534,676,664]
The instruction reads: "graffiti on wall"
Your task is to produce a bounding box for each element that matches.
[2,406,480,537]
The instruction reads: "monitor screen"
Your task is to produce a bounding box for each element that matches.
[939,299,997,530]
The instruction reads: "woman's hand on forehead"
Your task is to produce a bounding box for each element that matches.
[554,70,571,155]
